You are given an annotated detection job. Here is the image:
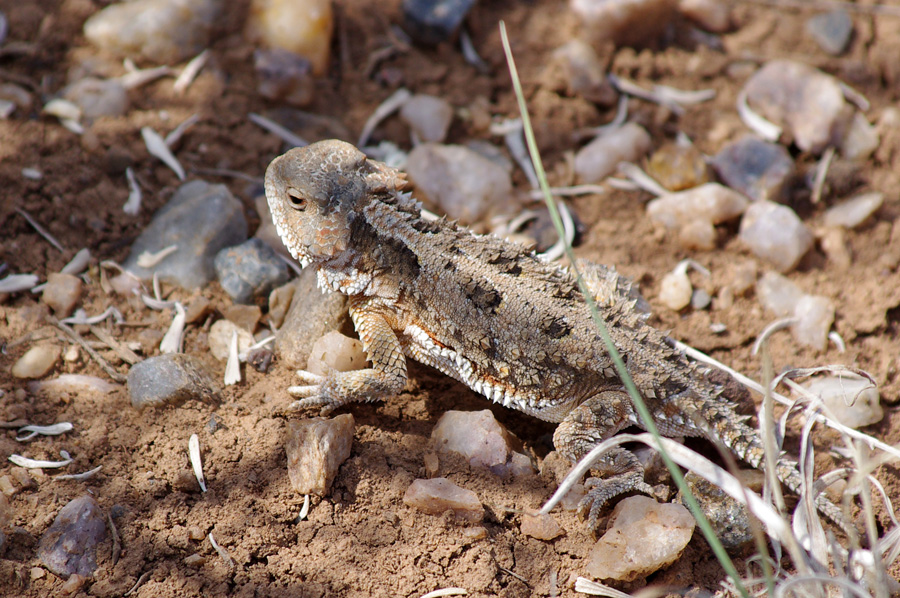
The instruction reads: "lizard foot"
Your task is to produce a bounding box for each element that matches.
[578,473,655,532]
[287,370,336,413]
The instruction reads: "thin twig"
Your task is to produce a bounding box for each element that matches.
[107,510,122,565]
[89,325,141,365]
[50,316,128,383]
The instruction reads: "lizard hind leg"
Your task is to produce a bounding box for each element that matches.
[553,390,654,532]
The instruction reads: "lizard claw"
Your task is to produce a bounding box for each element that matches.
[578,474,655,533]
[287,370,338,413]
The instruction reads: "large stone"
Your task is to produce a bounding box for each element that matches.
[123,180,248,289]
[273,268,349,369]
[431,410,534,477]
[38,496,107,579]
[285,414,355,496]
[84,0,220,64]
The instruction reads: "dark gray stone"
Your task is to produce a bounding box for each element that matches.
[402,0,475,45]
[38,496,107,578]
[214,238,291,305]
[805,10,853,56]
[123,180,248,289]
[127,354,218,409]
[274,267,349,370]
[711,135,795,203]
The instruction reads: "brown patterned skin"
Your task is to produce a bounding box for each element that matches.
[265,139,849,532]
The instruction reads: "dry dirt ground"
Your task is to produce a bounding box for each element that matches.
[1,1,899,597]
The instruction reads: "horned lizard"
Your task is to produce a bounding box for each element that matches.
[265,139,849,532]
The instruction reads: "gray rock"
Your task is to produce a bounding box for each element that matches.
[743,60,850,154]
[274,267,349,369]
[402,0,475,45]
[83,0,219,64]
[127,354,218,409]
[405,142,515,224]
[805,10,853,56]
[575,122,652,184]
[62,78,128,120]
[739,201,813,272]
[38,496,107,579]
[711,135,795,202]
[676,472,754,553]
[123,180,247,289]
[214,238,290,304]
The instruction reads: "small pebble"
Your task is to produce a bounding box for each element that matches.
[401,0,475,45]
[38,496,107,579]
[403,478,484,522]
[123,180,248,289]
[676,472,753,553]
[711,135,794,202]
[691,288,711,310]
[184,296,212,324]
[645,141,710,192]
[823,192,883,229]
[400,94,453,143]
[109,272,142,296]
[215,238,290,305]
[0,476,15,497]
[431,410,534,477]
[678,0,731,32]
[405,143,515,224]
[658,270,692,312]
[254,48,313,106]
[247,0,333,75]
[792,294,834,351]
[246,347,274,372]
[285,414,355,496]
[208,319,255,361]
[274,268,349,369]
[756,271,804,317]
[803,375,883,428]
[521,512,564,541]
[739,201,813,272]
[12,344,61,379]
[646,182,747,250]
[127,353,218,409]
[743,60,850,154]
[84,0,219,64]
[575,122,653,184]
[546,40,617,106]
[62,78,128,120]
[839,111,879,161]
[571,0,678,47]
[306,331,367,376]
[223,304,262,333]
[41,273,83,318]
[585,495,694,581]
[819,226,852,270]
[805,10,853,56]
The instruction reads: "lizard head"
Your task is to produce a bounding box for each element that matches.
[264,139,406,267]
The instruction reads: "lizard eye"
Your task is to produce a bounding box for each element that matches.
[286,189,307,211]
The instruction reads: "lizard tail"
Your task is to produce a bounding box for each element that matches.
[689,397,854,535]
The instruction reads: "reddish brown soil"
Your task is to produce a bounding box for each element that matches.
[0,1,898,597]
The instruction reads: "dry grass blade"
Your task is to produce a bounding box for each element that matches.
[737,89,781,141]
[490,118,539,188]
[358,87,411,147]
[159,302,186,354]
[0,274,39,293]
[811,146,835,205]
[90,325,141,365]
[15,207,66,252]
[189,433,207,492]
[298,494,310,520]
[137,245,178,268]
[419,588,467,598]
[16,422,73,441]
[165,114,199,148]
[9,450,73,469]
[208,533,234,569]
[617,162,668,196]
[61,248,91,275]
[173,50,208,94]
[55,465,103,481]
[141,126,185,180]
[123,167,142,215]
[224,329,241,385]
[118,64,173,89]
[249,112,308,147]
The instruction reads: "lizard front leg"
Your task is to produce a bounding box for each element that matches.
[288,295,408,413]
[554,390,654,532]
